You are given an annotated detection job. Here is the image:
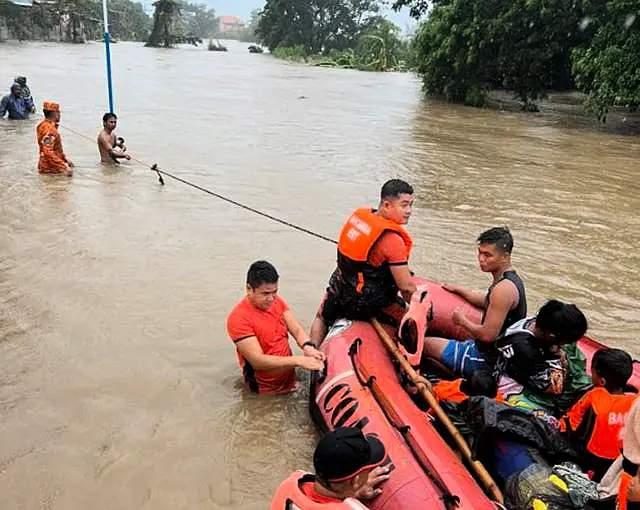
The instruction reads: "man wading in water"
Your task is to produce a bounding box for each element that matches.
[97,113,131,165]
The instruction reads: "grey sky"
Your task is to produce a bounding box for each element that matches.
[210,1,416,33]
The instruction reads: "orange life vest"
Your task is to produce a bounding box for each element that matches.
[270,472,369,510]
[335,208,412,310]
[36,119,68,174]
[562,387,639,460]
[432,379,506,405]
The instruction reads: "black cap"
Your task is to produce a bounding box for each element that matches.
[314,427,386,483]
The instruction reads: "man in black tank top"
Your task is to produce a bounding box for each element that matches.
[423,227,527,377]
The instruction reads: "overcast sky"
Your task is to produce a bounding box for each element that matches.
[210,1,416,33]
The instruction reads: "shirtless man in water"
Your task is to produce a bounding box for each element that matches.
[98,113,131,165]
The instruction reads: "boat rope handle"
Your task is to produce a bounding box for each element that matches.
[347,338,460,509]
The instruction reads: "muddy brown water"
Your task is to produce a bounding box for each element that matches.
[0,39,639,509]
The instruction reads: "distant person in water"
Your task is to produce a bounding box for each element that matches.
[97,113,131,165]
[14,76,35,113]
[0,83,34,120]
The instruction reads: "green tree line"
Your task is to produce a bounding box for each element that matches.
[254,0,412,72]
[0,0,151,42]
[0,0,218,47]
[392,0,640,119]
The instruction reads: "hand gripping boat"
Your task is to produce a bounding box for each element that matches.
[309,278,640,510]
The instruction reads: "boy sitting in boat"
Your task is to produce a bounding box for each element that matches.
[560,348,639,481]
[270,427,390,509]
[484,300,588,408]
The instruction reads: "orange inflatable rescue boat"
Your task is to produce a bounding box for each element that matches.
[309,278,640,510]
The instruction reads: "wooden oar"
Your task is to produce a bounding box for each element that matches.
[370,317,504,504]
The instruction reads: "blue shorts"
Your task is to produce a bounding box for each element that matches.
[440,339,489,378]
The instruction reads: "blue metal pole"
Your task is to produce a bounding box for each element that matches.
[102,0,114,113]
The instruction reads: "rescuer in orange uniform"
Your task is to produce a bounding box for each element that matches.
[36,101,73,176]
[309,179,417,346]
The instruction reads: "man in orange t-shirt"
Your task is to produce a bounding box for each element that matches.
[227,260,325,395]
[36,101,73,176]
[309,179,417,345]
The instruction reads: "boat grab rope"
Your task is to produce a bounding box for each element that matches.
[349,338,461,510]
[50,119,339,246]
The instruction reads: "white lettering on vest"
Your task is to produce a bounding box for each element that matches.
[608,411,628,426]
[348,215,372,236]
[346,228,361,241]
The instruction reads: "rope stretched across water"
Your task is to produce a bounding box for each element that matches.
[54,120,338,245]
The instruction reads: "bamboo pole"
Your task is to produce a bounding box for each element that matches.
[370,318,504,504]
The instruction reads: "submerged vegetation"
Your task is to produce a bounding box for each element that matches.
[0,0,151,42]
[207,38,227,52]
[391,0,639,119]
[255,0,411,72]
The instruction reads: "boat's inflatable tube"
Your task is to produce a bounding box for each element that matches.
[311,278,640,510]
[311,320,497,509]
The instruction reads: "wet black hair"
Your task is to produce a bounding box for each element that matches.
[477,227,514,254]
[380,179,413,201]
[102,112,117,123]
[246,260,279,288]
[592,348,633,391]
[462,370,498,398]
[43,110,56,120]
[536,300,588,345]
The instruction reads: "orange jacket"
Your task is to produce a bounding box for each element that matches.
[270,471,369,510]
[560,386,639,460]
[432,379,505,405]
[36,119,68,173]
[336,208,412,308]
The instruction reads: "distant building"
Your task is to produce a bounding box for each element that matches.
[218,15,245,34]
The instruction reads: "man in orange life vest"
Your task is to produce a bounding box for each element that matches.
[560,348,639,482]
[309,180,417,345]
[270,427,390,509]
[36,101,74,176]
[227,260,325,395]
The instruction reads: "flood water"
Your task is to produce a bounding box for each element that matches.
[0,39,639,509]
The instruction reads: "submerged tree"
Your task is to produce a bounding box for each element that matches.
[146,0,179,47]
[256,0,383,54]
[354,18,404,71]
[145,0,203,47]
[572,0,640,121]
[400,0,585,107]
